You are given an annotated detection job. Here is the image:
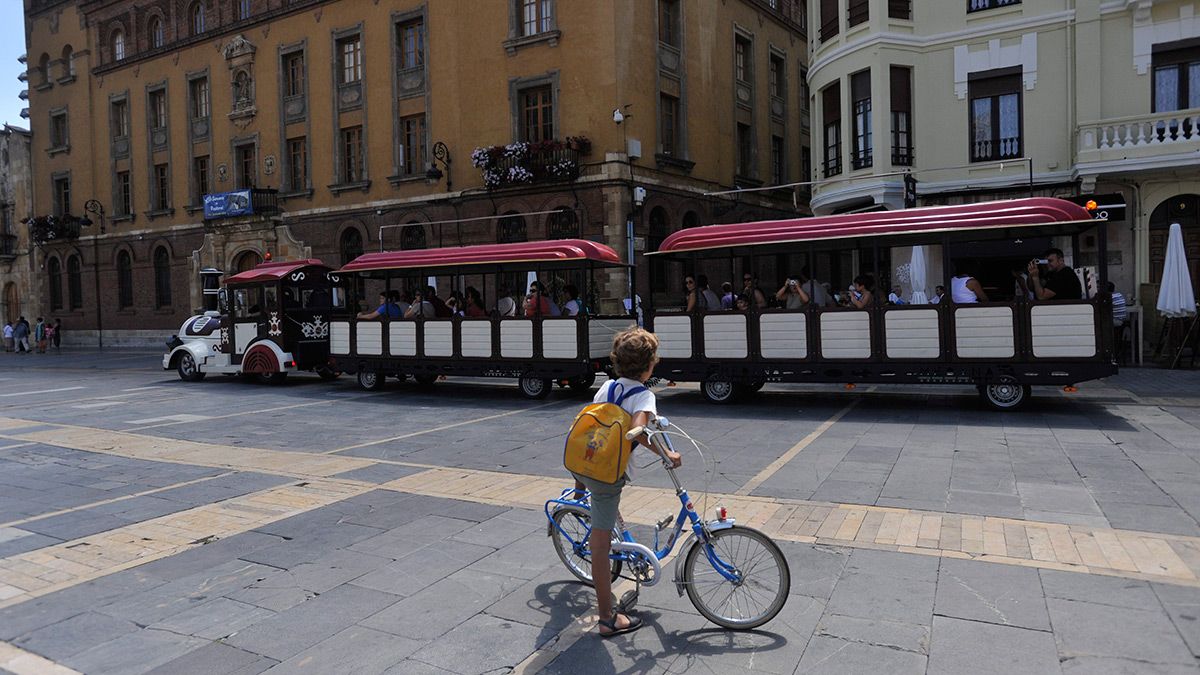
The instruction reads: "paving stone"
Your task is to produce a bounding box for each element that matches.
[815,612,929,655]
[352,539,495,597]
[331,463,425,484]
[464,529,562,581]
[775,542,850,600]
[224,584,403,661]
[256,548,394,594]
[347,514,477,558]
[842,547,938,583]
[265,626,421,674]
[1152,582,1200,658]
[1046,597,1195,665]
[1060,655,1200,674]
[450,511,543,549]
[136,531,289,581]
[62,628,209,675]
[145,642,278,675]
[666,593,825,674]
[241,522,386,569]
[935,558,1051,631]
[794,634,927,674]
[17,511,131,540]
[826,570,935,626]
[410,612,544,674]
[11,611,139,660]
[541,607,709,675]
[1097,502,1200,536]
[1018,484,1105,515]
[98,561,281,625]
[382,660,459,675]
[224,585,317,613]
[945,489,1025,518]
[149,597,275,640]
[0,571,167,640]
[1039,570,1160,610]
[361,568,530,640]
[0,530,61,557]
[927,615,1059,675]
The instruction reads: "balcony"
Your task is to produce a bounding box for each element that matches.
[1076,109,1200,174]
[201,188,281,220]
[471,137,590,190]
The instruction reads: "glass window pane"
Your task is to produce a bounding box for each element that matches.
[971,98,991,142]
[1156,66,1179,112]
[998,93,1019,139]
[1189,63,1200,109]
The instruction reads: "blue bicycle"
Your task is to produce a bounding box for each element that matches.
[546,416,790,630]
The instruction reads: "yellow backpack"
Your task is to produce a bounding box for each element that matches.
[563,383,647,484]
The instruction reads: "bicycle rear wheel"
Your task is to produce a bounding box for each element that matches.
[550,506,622,586]
[683,525,790,630]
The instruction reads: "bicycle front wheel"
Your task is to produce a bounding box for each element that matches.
[550,506,622,586]
[683,525,790,630]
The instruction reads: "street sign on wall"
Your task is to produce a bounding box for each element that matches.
[203,190,254,219]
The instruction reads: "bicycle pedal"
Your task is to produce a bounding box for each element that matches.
[618,589,639,611]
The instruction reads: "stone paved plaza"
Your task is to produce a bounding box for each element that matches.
[1,350,1200,673]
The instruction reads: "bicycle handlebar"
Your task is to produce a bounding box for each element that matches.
[626,426,644,441]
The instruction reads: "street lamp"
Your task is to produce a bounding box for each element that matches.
[425,141,452,192]
[82,199,106,349]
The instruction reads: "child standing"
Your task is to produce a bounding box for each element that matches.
[572,327,681,637]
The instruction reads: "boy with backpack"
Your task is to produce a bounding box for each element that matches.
[563,326,681,637]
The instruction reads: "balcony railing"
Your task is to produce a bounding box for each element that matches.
[472,138,589,190]
[201,188,280,220]
[1079,110,1200,154]
[972,136,1022,162]
[968,0,1020,12]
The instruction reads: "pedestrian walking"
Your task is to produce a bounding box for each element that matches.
[52,318,62,351]
[34,318,47,353]
[12,316,29,354]
[2,321,12,352]
[44,322,56,353]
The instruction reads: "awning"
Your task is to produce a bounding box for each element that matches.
[224,259,331,284]
[341,239,624,274]
[651,198,1097,257]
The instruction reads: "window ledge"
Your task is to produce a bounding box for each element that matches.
[33,82,53,92]
[0,254,16,262]
[503,30,561,55]
[387,174,428,187]
[146,208,175,220]
[278,189,314,200]
[47,145,70,157]
[184,205,204,215]
[655,154,695,174]
[227,106,257,121]
[56,75,76,85]
[734,175,763,188]
[152,308,174,315]
[111,214,136,224]
[328,180,371,195]
[967,4,1022,20]
[115,308,136,315]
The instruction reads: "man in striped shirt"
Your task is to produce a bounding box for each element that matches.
[1109,282,1128,327]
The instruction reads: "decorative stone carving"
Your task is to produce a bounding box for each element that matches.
[339,83,362,109]
[151,130,168,148]
[284,97,306,120]
[223,35,257,61]
[217,163,229,182]
[659,50,680,73]
[399,70,424,95]
[113,138,129,157]
[263,155,276,176]
[191,118,209,139]
[736,84,752,104]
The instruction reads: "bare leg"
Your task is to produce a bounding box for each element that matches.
[573,480,587,500]
[589,527,632,634]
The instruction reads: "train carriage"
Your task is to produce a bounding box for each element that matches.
[331,239,632,398]
[644,197,1118,410]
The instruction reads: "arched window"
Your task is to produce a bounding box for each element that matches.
[153,247,171,308]
[401,222,427,250]
[111,30,126,61]
[497,212,527,244]
[682,211,700,229]
[148,18,164,49]
[60,46,74,78]
[233,250,262,273]
[116,251,133,308]
[546,207,579,239]
[47,257,63,311]
[340,228,364,265]
[66,254,82,309]
[190,3,206,36]
[37,54,50,85]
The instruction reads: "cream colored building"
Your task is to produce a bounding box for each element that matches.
[808,0,1200,313]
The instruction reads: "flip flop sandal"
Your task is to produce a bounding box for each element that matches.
[598,613,643,638]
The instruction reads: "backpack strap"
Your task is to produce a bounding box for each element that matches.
[613,385,647,405]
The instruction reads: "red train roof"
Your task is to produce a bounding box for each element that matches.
[652,198,1097,256]
[341,239,624,273]
[224,259,331,284]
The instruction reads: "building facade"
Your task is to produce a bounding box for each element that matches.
[0,125,35,326]
[23,0,809,344]
[807,0,1200,316]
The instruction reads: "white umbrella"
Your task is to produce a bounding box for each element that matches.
[426,276,437,291]
[1156,223,1197,318]
[909,245,928,304]
[527,271,538,290]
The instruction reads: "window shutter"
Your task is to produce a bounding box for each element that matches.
[890,66,911,112]
[823,82,841,122]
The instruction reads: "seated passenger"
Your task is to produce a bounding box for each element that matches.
[562,284,583,316]
[798,268,831,307]
[464,287,487,318]
[930,285,946,304]
[720,282,735,309]
[393,290,411,317]
[849,274,875,309]
[404,289,437,319]
[734,293,752,312]
[1027,247,1083,301]
[428,287,454,318]
[496,285,518,317]
[525,281,559,317]
[446,290,465,317]
[742,274,768,309]
[775,275,812,309]
[950,265,989,303]
[887,286,907,305]
[358,292,402,320]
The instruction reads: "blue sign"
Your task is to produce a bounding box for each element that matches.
[203,190,254,219]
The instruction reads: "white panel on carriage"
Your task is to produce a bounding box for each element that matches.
[885,309,940,359]
[954,306,1014,358]
[654,315,693,358]
[330,321,351,355]
[356,322,383,356]
[543,319,580,359]
[389,321,417,356]
[589,319,634,358]
[703,314,748,359]
[759,313,808,359]
[460,321,492,358]
[424,321,454,357]
[819,312,871,359]
[1031,304,1096,358]
[501,320,535,358]
[234,322,258,354]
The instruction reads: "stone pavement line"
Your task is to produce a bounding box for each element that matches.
[121,389,395,431]
[0,478,372,609]
[380,467,1200,588]
[0,471,236,529]
[734,397,862,496]
[0,640,82,675]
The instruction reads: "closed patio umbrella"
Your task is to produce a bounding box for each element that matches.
[909,245,928,305]
[1156,223,1197,319]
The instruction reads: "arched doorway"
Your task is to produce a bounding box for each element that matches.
[1149,195,1200,295]
[232,250,262,273]
[3,282,18,322]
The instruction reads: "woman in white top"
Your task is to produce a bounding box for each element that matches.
[950,264,989,303]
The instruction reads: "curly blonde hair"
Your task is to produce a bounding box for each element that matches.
[610,326,659,379]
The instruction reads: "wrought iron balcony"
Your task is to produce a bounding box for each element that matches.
[471,137,590,190]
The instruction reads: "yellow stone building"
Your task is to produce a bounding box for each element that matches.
[23,0,809,344]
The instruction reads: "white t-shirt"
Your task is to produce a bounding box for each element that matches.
[594,377,657,480]
[2,325,11,338]
[564,299,581,316]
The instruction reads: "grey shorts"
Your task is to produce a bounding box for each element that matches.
[571,473,626,531]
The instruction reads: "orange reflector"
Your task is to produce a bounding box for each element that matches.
[1063,385,1078,393]
[717,506,727,521]
[1085,200,1098,211]
[667,380,677,387]
[264,251,273,261]
[845,383,856,390]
